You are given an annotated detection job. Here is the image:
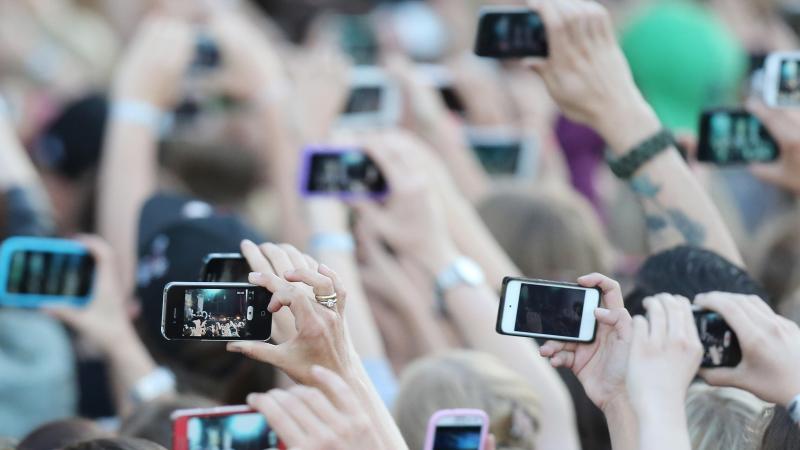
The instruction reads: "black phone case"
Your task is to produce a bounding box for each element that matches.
[496,276,599,343]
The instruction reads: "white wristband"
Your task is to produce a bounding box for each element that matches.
[130,367,176,404]
[111,100,173,135]
[789,393,800,424]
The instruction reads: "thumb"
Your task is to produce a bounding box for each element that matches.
[698,367,738,387]
[485,433,497,450]
[227,341,284,365]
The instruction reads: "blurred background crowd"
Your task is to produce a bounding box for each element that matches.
[1,0,800,449]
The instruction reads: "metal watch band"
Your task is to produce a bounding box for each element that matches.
[789,393,800,425]
[606,129,676,179]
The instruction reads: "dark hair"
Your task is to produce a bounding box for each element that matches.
[120,395,218,448]
[64,438,166,450]
[626,246,767,315]
[759,406,800,450]
[18,418,110,450]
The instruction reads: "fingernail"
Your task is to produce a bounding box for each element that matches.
[284,269,296,277]
[319,264,331,272]
[249,272,262,282]
[227,342,242,352]
[311,365,326,378]
[595,308,610,318]
[242,239,253,246]
[246,393,261,404]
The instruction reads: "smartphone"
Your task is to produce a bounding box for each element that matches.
[697,108,779,164]
[161,282,272,341]
[466,127,538,177]
[496,277,600,342]
[417,64,466,116]
[764,51,800,107]
[171,405,285,450]
[0,236,95,308]
[191,33,221,71]
[299,147,388,198]
[338,66,402,128]
[200,253,250,283]
[474,7,548,58]
[423,409,488,450]
[694,309,742,368]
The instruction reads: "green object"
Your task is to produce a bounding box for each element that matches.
[620,1,747,131]
[606,129,676,179]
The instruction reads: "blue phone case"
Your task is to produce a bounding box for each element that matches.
[0,236,95,308]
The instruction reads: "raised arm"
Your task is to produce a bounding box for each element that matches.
[528,0,743,266]
[98,16,193,293]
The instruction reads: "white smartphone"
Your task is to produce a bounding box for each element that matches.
[764,51,800,107]
[423,409,488,450]
[337,66,402,128]
[466,126,538,178]
[496,277,600,342]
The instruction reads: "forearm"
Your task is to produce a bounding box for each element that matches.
[102,325,160,416]
[98,119,159,294]
[423,118,491,204]
[635,400,691,450]
[444,284,580,450]
[603,397,638,450]
[595,102,743,266]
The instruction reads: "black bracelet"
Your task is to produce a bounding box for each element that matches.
[606,129,676,180]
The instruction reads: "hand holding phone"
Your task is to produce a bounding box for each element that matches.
[496,277,600,342]
[424,409,489,450]
[697,108,779,164]
[171,405,284,450]
[474,7,548,58]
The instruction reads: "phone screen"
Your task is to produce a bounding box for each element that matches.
[344,87,383,114]
[304,150,387,196]
[185,413,282,450]
[5,249,94,297]
[201,256,250,283]
[697,110,778,164]
[163,285,271,341]
[471,141,521,175]
[474,10,548,58]
[515,284,587,337]
[694,311,742,368]
[777,58,800,106]
[432,425,482,450]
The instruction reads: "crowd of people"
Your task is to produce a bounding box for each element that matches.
[1,0,800,449]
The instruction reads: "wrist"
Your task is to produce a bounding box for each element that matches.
[600,392,634,417]
[418,243,461,276]
[593,98,661,155]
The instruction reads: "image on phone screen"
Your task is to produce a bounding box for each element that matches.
[5,249,94,298]
[201,255,249,283]
[302,150,387,197]
[472,141,522,175]
[186,413,282,450]
[344,87,383,114]
[162,284,271,341]
[694,311,742,368]
[778,58,800,106]
[432,425,482,450]
[698,110,778,164]
[475,10,547,58]
[515,284,586,337]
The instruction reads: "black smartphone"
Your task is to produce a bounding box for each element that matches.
[300,147,388,198]
[694,309,742,368]
[697,108,779,164]
[474,7,548,58]
[200,253,250,283]
[191,33,221,70]
[161,282,271,341]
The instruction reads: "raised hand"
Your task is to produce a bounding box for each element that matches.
[748,99,800,195]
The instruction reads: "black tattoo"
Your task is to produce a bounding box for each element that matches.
[630,175,707,246]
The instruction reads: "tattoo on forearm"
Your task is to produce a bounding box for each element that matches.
[630,175,706,246]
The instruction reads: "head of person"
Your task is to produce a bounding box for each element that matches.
[626,246,767,315]
[752,211,800,312]
[758,406,800,450]
[394,350,540,450]
[135,193,275,403]
[64,438,166,450]
[620,1,746,131]
[478,188,612,281]
[686,384,766,450]
[120,395,218,448]
[18,419,110,450]
[32,93,108,234]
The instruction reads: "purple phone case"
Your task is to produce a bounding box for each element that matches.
[423,409,489,450]
[298,146,388,200]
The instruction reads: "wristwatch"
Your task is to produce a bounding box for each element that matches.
[130,367,176,404]
[789,393,800,425]
[435,257,485,316]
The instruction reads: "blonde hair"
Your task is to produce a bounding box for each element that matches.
[394,351,539,450]
[686,383,767,450]
[478,188,612,280]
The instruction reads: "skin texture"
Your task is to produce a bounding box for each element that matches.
[748,99,800,196]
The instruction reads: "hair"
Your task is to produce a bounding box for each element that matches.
[557,369,611,450]
[626,246,767,315]
[752,210,800,311]
[685,384,766,450]
[64,438,166,450]
[394,350,540,450]
[119,395,219,448]
[18,418,110,450]
[478,188,612,281]
[758,406,800,450]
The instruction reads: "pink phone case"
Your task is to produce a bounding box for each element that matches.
[423,408,489,450]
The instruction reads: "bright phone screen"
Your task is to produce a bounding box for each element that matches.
[306,151,387,195]
[698,111,778,164]
[778,58,800,106]
[5,249,94,296]
[186,413,282,450]
[172,287,270,340]
[432,425,482,450]
[515,284,586,337]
